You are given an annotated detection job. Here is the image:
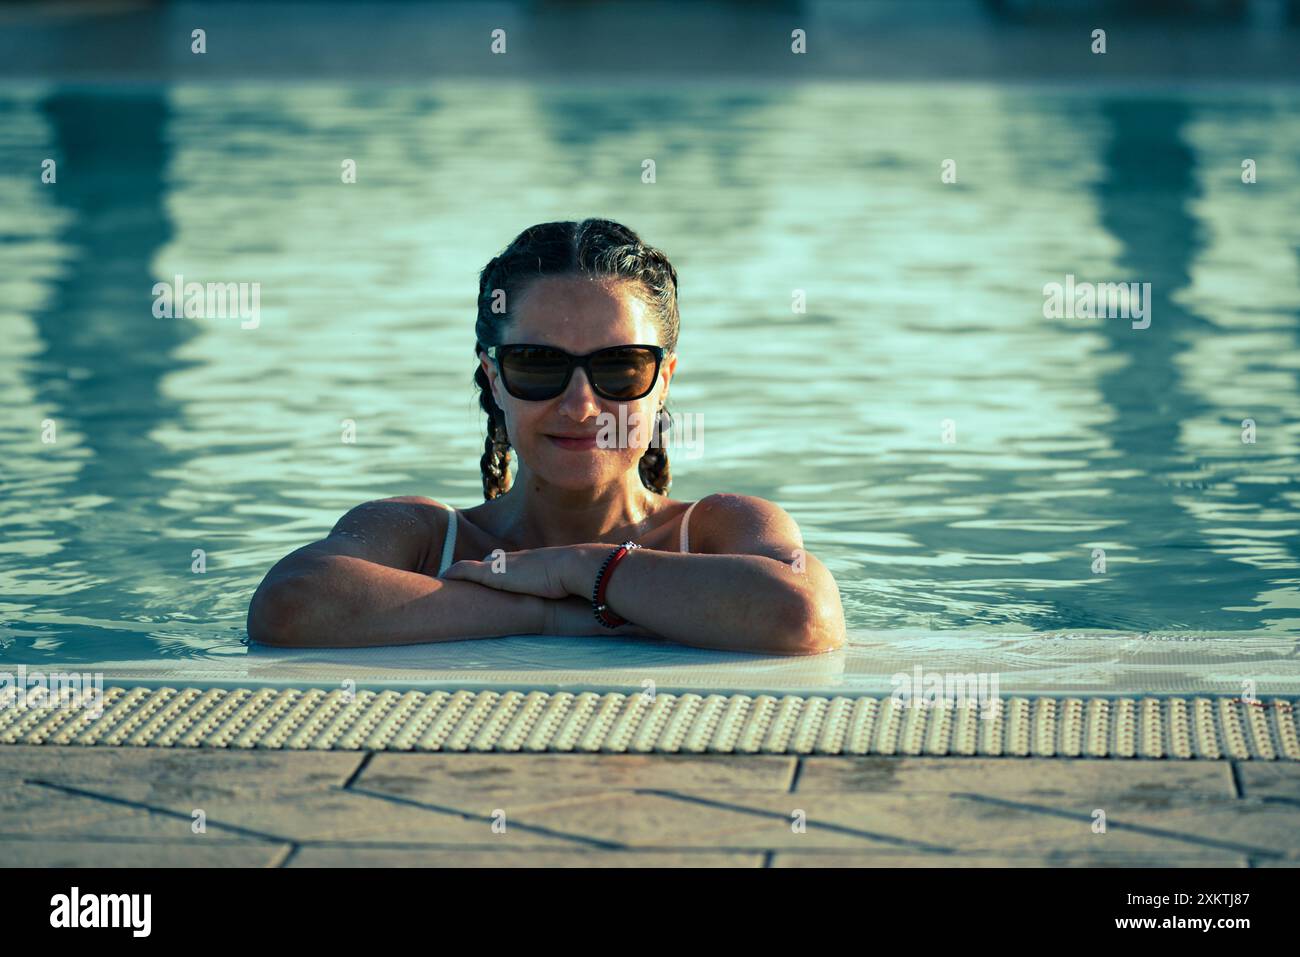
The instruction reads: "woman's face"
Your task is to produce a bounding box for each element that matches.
[481,274,677,493]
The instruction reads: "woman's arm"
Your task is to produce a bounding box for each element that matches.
[248,554,549,648]
[247,497,566,648]
[445,494,847,656]
[581,494,845,655]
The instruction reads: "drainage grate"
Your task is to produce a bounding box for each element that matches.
[1,687,1297,758]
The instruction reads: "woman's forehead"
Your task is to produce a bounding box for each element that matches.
[511,275,658,344]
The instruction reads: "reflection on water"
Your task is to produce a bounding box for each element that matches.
[1,82,1298,665]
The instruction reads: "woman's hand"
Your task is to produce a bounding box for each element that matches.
[441,544,601,600]
[443,545,659,639]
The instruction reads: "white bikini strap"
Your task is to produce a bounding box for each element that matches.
[679,500,699,554]
[437,505,458,576]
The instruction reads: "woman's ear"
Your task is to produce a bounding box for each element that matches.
[480,353,502,406]
[660,352,678,398]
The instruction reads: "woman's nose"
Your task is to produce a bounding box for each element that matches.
[558,367,602,411]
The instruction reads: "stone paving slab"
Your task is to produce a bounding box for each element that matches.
[1,778,265,843]
[7,779,582,848]
[1234,764,1300,801]
[0,745,364,794]
[0,838,292,867]
[795,757,1238,799]
[0,749,574,847]
[3,747,1297,866]
[288,848,766,867]
[770,852,1253,867]
[486,790,1300,859]
[358,753,798,797]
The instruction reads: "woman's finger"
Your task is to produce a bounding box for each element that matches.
[441,560,484,581]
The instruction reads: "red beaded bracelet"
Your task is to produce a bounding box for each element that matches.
[592,541,641,628]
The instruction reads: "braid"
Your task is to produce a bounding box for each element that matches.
[473,218,681,499]
[638,407,672,495]
[474,361,512,500]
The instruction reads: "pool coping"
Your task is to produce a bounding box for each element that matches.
[2,685,1296,760]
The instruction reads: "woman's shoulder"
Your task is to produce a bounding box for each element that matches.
[683,493,803,556]
[320,495,453,573]
[330,496,452,535]
[378,495,452,511]
[335,495,459,547]
[688,492,792,521]
[343,495,451,525]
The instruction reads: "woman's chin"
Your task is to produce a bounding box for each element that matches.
[535,452,636,487]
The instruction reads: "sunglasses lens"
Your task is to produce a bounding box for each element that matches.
[500,346,570,399]
[590,347,659,399]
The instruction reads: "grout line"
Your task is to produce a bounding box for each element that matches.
[641,788,954,853]
[1258,794,1300,809]
[268,844,298,868]
[954,791,1286,860]
[0,833,1259,861]
[788,758,803,793]
[0,833,746,852]
[26,778,292,845]
[0,833,298,848]
[1229,761,1245,799]
[342,783,628,850]
[343,751,374,789]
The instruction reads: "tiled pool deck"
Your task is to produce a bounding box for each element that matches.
[3,747,1299,867]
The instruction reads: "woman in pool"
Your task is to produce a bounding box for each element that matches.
[247,219,846,655]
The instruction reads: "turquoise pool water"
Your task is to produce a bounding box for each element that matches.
[1,82,1298,670]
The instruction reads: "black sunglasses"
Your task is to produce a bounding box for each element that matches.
[485,343,666,401]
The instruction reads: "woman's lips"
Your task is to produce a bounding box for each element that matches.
[546,434,600,451]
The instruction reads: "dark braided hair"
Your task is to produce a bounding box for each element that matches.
[474,219,681,500]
